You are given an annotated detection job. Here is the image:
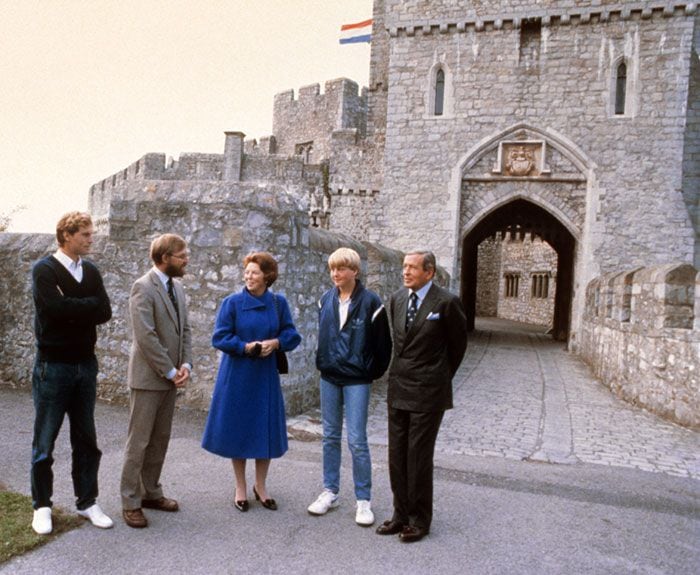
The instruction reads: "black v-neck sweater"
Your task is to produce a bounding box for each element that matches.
[32,255,112,363]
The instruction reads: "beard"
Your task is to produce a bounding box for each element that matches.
[164,262,185,278]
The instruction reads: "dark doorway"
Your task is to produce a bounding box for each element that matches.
[461,199,576,342]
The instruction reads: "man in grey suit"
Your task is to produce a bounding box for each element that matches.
[376,250,467,543]
[120,234,192,528]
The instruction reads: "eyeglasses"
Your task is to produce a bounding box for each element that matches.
[169,252,190,260]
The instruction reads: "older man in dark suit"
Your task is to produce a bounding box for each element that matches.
[376,250,467,543]
[120,234,192,528]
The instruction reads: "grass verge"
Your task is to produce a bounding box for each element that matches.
[0,484,83,565]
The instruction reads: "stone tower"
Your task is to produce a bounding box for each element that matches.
[366,0,698,344]
[86,0,699,348]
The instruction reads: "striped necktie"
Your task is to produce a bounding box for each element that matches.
[406,292,418,329]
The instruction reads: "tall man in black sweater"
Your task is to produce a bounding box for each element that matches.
[30,212,113,535]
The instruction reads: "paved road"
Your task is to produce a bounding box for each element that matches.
[1,318,698,574]
[292,317,699,478]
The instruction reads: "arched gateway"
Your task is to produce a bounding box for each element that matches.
[455,124,592,343]
[461,199,576,341]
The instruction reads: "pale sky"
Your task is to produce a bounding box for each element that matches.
[0,0,372,233]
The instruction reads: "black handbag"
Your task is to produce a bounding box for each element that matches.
[272,294,289,375]
[275,349,289,375]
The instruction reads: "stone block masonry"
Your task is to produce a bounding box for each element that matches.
[3,0,698,432]
[272,78,368,163]
[0,187,409,416]
[377,0,697,333]
[579,263,700,428]
[477,234,557,326]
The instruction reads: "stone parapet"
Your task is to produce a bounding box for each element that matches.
[87,133,329,235]
[384,1,696,36]
[579,263,700,428]
[0,192,408,416]
[272,78,368,162]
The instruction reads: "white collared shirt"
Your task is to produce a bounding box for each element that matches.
[409,280,433,310]
[338,295,351,329]
[54,249,83,282]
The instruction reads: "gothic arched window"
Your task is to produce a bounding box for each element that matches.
[614,61,627,115]
[434,68,445,116]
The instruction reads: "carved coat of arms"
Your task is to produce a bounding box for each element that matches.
[505,145,535,176]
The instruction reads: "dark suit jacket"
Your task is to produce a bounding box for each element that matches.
[127,269,192,391]
[387,283,468,412]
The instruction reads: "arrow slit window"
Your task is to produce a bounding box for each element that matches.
[614,61,627,115]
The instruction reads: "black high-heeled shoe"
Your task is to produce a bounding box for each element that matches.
[253,486,277,510]
[234,499,249,512]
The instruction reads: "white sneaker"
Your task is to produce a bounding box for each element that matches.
[32,507,52,535]
[307,489,339,516]
[77,503,114,529]
[355,500,375,526]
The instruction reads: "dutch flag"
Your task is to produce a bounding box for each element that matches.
[339,18,372,44]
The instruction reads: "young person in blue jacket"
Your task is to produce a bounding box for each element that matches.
[308,247,392,526]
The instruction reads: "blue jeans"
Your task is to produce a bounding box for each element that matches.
[31,357,102,510]
[320,378,372,500]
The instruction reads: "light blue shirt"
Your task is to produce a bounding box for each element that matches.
[409,280,433,310]
[152,265,171,291]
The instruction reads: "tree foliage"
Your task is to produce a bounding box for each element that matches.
[0,206,26,232]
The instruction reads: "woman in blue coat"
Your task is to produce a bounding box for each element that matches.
[202,252,301,512]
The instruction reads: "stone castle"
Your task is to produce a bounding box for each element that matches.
[1,0,698,427]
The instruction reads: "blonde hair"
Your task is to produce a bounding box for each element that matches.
[55,212,92,246]
[328,248,361,274]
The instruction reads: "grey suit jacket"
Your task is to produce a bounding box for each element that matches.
[127,269,192,391]
[387,283,468,412]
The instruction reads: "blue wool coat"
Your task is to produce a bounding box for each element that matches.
[202,288,301,459]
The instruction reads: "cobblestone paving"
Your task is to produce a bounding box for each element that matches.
[289,318,699,479]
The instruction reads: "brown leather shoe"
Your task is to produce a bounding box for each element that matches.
[123,508,148,528]
[142,497,179,512]
[375,519,404,535]
[399,525,429,543]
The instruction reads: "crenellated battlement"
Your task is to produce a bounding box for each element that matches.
[273,77,363,106]
[272,78,368,162]
[384,1,696,37]
[584,264,698,330]
[580,264,700,428]
[86,130,334,237]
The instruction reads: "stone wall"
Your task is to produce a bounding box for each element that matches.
[272,78,368,162]
[682,13,700,267]
[326,131,385,243]
[321,0,391,246]
[475,234,557,325]
[374,0,697,337]
[475,237,501,316]
[497,235,557,326]
[88,134,329,236]
[579,263,700,429]
[0,186,408,416]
